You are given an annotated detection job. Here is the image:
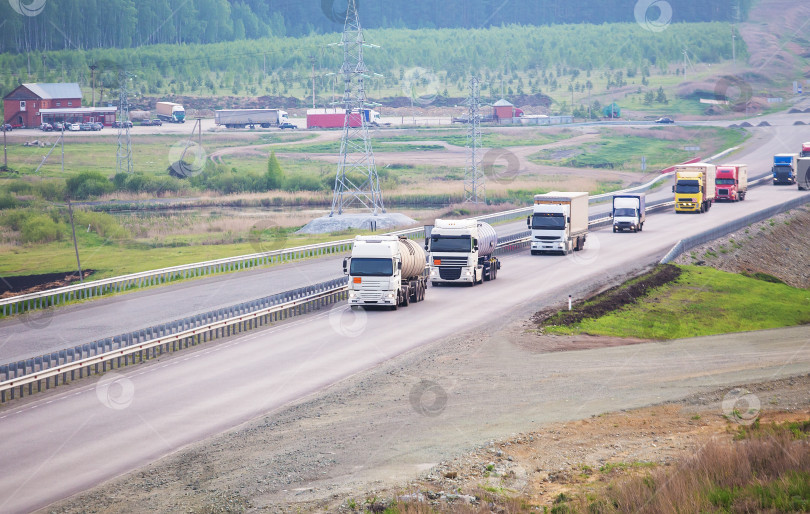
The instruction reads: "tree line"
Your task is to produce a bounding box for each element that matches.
[0,0,752,54]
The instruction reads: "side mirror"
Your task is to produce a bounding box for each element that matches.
[671,185,675,193]
[567,216,571,223]
[526,215,531,227]
[342,258,348,274]
[397,261,402,270]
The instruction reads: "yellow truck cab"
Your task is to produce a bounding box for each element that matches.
[672,163,716,213]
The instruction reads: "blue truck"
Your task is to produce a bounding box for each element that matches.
[772,153,799,185]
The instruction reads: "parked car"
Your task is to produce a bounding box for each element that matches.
[92,122,103,131]
[112,120,133,128]
[0,123,11,132]
[39,123,53,131]
[79,122,95,131]
[279,122,298,130]
[140,119,162,126]
[68,123,81,131]
[655,117,675,124]
[53,122,65,131]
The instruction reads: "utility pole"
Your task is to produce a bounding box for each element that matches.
[310,55,316,109]
[62,129,82,283]
[116,70,134,174]
[329,0,385,216]
[731,25,736,70]
[89,64,98,107]
[464,77,485,204]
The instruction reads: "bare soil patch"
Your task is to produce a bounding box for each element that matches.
[0,269,94,297]
[533,264,681,329]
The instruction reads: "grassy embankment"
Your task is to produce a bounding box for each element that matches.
[540,265,810,340]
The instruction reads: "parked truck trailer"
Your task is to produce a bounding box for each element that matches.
[306,108,380,129]
[343,235,428,310]
[155,102,185,123]
[801,142,810,158]
[715,164,748,202]
[528,192,588,255]
[426,219,500,286]
[612,193,646,233]
[673,163,716,213]
[214,109,288,129]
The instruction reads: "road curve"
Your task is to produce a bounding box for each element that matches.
[0,114,808,512]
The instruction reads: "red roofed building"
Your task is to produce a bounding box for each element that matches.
[3,83,82,128]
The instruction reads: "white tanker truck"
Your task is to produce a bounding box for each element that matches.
[426,219,500,286]
[343,235,428,310]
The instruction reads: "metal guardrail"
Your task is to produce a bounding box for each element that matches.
[0,280,350,403]
[660,192,810,264]
[0,230,538,402]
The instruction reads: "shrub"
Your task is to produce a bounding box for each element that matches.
[66,171,114,199]
[20,213,63,243]
[0,192,18,210]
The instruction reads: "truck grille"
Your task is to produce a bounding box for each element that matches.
[434,257,467,266]
[439,267,462,280]
[534,236,559,241]
[359,291,382,301]
[718,188,729,196]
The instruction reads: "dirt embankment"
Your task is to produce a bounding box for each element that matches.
[675,204,810,289]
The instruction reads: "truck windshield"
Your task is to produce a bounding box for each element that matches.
[675,180,700,194]
[613,208,637,217]
[716,178,735,185]
[531,213,565,230]
[350,258,393,276]
[430,236,471,252]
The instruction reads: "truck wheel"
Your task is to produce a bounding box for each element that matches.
[402,291,409,307]
[613,227,617,233]
[639,223,643,232]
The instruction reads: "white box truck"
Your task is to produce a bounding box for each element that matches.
[343,235,428,310]
[527,192,589,255]
[426,219,500,286]
[612,193,646,233]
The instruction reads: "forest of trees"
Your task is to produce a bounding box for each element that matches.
[0,0,752,54]
[0,21,743,108]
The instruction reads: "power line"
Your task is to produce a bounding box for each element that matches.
[116,70,133,175]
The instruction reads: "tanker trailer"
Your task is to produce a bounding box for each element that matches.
[426,218,500,286]
[343,235,428,309]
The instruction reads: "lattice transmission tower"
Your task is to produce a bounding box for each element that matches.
[464,77,485,203]
[329,0,384,216]
[116,70,134,174]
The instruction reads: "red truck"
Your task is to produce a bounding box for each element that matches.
[715,164,748,202]
[306,108,380,129]
[801,142,810,157]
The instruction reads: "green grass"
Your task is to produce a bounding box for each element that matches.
[528,127,748,172]
[545,265,810,339]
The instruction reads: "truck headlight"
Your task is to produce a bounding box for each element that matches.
[349,291,358,298]
[386,293,395,299]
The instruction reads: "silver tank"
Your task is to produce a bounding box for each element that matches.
[397,237,427,279]
[476,221,498,257]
